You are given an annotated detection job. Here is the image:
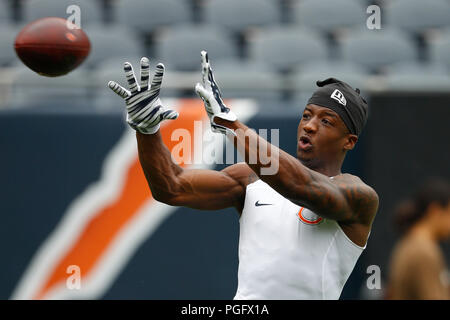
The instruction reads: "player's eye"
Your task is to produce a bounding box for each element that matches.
[302,113,310,119]
[322,118,331,125]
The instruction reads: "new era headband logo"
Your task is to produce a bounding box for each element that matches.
[330,89,347,106]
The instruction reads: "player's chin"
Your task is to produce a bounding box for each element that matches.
[297,149,315,164]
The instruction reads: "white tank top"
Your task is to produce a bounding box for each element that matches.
[234,179,366,300]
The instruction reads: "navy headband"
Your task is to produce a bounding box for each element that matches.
[307,78,369,136]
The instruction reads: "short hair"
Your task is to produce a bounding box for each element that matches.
[394,177,450,234]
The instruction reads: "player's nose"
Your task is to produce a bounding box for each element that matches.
[303,118,318,134]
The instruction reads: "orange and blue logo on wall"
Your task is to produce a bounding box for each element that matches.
[10,98,257,300]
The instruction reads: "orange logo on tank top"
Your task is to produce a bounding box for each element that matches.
[298,207,323,225]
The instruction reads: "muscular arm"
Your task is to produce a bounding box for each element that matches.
[136,131,249,212]
[215,119,378,225]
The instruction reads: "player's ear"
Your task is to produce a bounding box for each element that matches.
[343,134,358,151]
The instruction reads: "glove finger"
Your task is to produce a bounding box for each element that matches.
[149,63,165,97]
[195,83,209,99]
[195,83,215,117]
[140,57,150,91]
[161,109,179,120]
[200,50,210,86]
[201,50,217,86]
[124,62,140,94]
[108,81,131,99]
[201,50,209,63]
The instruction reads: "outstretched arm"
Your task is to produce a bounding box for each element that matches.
[195,51,378,224]
[215,118,378,224]
[136,130,248,211]
[108,57,248,212]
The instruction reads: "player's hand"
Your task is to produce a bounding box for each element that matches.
[108,57,178,134]
[195,51,237,135]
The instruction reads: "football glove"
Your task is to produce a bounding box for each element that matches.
[108,57,178,134]
[195,51,237,135]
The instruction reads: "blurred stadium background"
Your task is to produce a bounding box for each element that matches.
[0,0,449,299]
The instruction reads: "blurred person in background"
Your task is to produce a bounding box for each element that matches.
[387,178,450,300]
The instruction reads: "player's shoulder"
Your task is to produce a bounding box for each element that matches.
[335,173,378,198]
[334,173,379,222]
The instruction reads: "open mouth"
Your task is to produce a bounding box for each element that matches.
[298,135,313,151]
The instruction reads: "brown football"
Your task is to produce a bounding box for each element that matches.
[14,17,91,77]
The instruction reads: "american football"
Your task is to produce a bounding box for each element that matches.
[14,17,90,77]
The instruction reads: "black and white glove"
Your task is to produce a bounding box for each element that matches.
[195,51,237,135]
[108,57,178,134]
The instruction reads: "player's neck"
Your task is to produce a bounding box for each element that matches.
[309,163,342,177]
[300,156,344,177]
